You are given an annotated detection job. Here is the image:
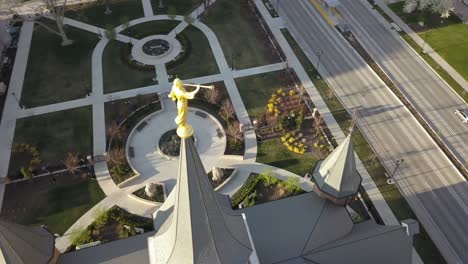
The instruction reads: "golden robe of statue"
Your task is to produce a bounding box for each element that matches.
[168,78,201,138]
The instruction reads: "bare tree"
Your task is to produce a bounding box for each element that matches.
[40,0,73,46]
[314,115,324,136]
[63,152,80,175]
[107,147,126,166]
[203,88,221,105]
[107,123,122,141]
[219,99,235,122]
[226,121,243,144]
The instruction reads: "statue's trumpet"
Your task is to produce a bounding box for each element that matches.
[183,83,215,90]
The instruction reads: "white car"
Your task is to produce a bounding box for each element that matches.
[454,109,468,123]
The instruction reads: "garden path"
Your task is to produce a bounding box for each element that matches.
[0,21,34,211]
[142,0,154,17]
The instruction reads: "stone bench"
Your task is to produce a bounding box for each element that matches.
[129,146,135,158]
[195,111,207,118]
[136,121,147,132]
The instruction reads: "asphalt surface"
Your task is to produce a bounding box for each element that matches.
[274,0,468,262]
[338,0,468,178]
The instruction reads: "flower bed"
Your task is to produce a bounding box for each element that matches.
[132,184,165,203]
[207,168,235,189]
[280,132,307,154]
[106,95,162,185]
[231,171,304,209]
[66,206,154,252]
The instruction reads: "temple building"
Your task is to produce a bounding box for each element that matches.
[55,132,417,264]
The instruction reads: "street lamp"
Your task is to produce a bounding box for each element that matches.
[316,50,324,72]
[391,159,404,178]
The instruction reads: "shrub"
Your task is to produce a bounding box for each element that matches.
[231,174,262,207]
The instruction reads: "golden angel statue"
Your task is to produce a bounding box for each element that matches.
[168,78,214,138]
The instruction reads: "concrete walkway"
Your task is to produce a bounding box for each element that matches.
[253,0,423,262]
[0,21,34,212]
[373,0,468,91]
[142,0,154,17]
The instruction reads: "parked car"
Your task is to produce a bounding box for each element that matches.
[454,109,468,123]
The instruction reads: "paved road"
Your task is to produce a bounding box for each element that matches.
[274,0,468,262]
[338,0,468,179]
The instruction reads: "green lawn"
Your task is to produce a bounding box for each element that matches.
[257,138,317,176]
[203,0,281,69]
[235,70,285,118]
[34,179,105,235]
[151,0,201,15]
[13,107,93,164]
[102,40,155,93]
[124,20,181,39]
[21,26,97,107]
[66,0,144,28]
[167,25,219,80]
[419,24,468,81]
[282,29,445,264]
[388,2,468,84]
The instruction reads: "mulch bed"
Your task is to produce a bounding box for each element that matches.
[207,168,234,189]
[133,184,165,203]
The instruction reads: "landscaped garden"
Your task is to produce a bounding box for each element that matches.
[105,93,161,185]
[133,183,166,203]
[9,107,93,180]
[231,170,304,209]
[236,70,331,176]
[202,0,281,69]
[190,81,245,155]
[389,2,468,83]
[207,167,235,189]
[282,28,445,264]
[67,206,154,251]
[21,25,98,107]
[0,171,105,235]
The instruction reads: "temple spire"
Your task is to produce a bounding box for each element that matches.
[148,138,253,263]
[312,132,362,205]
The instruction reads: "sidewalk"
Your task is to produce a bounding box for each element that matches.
[373,0,468,92]
[253,0,422,262]
[0,21,34,212]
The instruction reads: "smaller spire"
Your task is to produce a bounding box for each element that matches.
[312,132,362,204]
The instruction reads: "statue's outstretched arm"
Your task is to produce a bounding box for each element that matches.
[185,85,201,99]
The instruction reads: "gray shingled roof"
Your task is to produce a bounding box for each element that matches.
[148,138,253,264]
[239,193,411,264]
[58,232,154,264]
[0,220,55,264]
[313,133,362,199]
